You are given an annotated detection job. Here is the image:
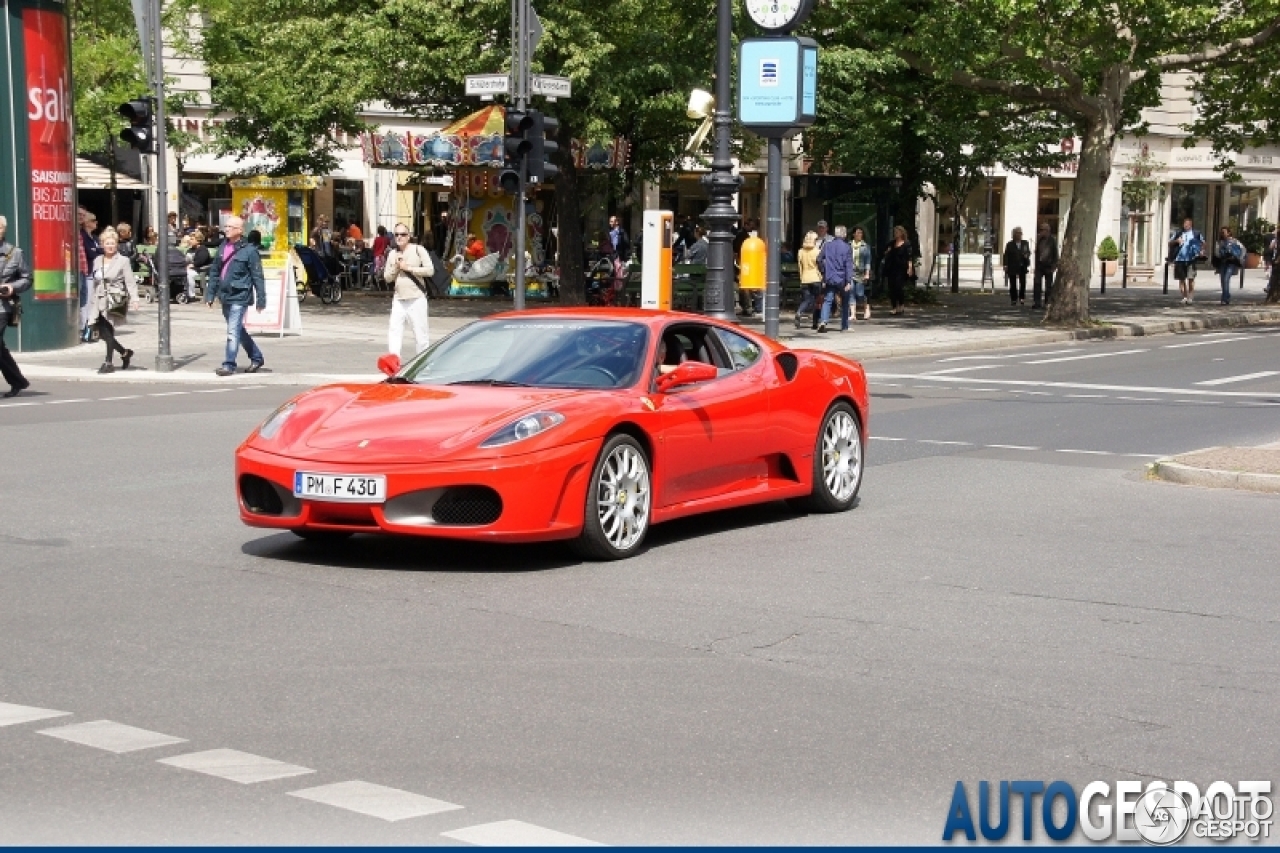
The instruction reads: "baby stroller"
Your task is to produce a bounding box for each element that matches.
[294,244,342,304]
[136,247,192,303]
[586,255,625,306]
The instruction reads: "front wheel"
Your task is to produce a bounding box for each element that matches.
[175,291,190,304]
[571,434,651,560]
[792,401,863,513]
[296,285,307,303]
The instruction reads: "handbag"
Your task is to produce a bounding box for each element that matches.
[5,294,19,328]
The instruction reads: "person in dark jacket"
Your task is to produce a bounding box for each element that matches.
[816,225,855,333]
[1002,227,1031,305]
[205,216,267,376]
[1033,222,1058,309]
[883,226,914,315]
[185,229,213,300]
[0,214,32,397]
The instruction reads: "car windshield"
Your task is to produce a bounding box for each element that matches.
[398,318,651,390]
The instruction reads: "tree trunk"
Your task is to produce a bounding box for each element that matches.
[1047,112,1116,326]
[557,154,585,305]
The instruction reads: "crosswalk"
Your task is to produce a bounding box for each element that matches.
[2,700,601,845]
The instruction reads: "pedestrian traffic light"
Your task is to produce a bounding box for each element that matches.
[499,109,534,195]
[118,99,156,154]
[528,111,559,185]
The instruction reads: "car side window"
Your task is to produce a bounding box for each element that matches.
[713,328,762,371]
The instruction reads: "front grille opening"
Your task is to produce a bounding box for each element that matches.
[431,486,502,525]
[240,474,284,515]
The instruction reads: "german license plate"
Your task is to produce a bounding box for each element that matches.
[293,472,386,503]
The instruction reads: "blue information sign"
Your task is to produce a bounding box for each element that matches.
[737,36,818,137]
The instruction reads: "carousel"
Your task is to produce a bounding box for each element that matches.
[362,106,630,298]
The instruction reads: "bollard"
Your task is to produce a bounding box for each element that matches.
[1100,259,1107,294]
[1162,261,1169,294]
[1240,263,1245,290]
[1122,252,1128,288]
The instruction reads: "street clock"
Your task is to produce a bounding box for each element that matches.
[744,0,815,33]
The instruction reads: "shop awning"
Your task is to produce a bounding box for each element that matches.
[76,158,147,190]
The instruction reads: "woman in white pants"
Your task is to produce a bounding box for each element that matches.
[383,225,434,356]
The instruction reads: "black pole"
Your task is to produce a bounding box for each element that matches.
[950,209,960,293]
[1162,260,1169,294]
[151,0,173,372]
[764,137,782,340]
[1100,257,1106,294]
[1122,251,1128,288]
[701,0,741,322]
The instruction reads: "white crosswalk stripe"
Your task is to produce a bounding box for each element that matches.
[158,748,315,784]
[286,780,463,822]
[0,701,72,727]
[442,820,604,846]
[1195,370,1280,386]
[38,720,187,753]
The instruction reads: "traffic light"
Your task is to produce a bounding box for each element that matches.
[118,99,156,153]
[499,109,534,195]
[528,111,559,185]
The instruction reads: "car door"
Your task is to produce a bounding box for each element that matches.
[655,323,770,507]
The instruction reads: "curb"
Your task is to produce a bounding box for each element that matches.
[17,365,381,386]
[1149,459,1280,494]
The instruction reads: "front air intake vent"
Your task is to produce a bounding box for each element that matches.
[240,474,284,515]
[431,486,502,525]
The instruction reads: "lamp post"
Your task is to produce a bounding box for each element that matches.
[700,0,742,322]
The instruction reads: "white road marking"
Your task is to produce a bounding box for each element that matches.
[158,748,315,784]
[873,437,1163,457]
[1116,396,1158,402]
[986,444,1039,451]
[1055,449,1114,456]
[0,401,41,407]
[876,382,902,387]
[924,365,1003,375]
[1195,370,1280,386]
[98,395,142,401]
[0,701,72,727]
[865,372,1280,398]
[869,436,906,441]
[1023,348,1147,364]
[38,720,187,753]
[44,399,88,405]
[147,391,190,397]
[1022,391,1052,396]
[287,780,463,822]
[936,349,1079,362]
[1066,394,1108,398]
[918,439,973,446]
[193,388,235,393]
[442,820,604,847]
[1162,336,1253,348]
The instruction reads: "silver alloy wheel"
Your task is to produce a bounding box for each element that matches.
[595,443,651,551]
[821,409,862,502]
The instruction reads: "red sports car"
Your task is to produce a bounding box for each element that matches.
[235,309,868,560]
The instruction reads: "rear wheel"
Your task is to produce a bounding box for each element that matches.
[571,434,651,560]
[175,291,190,305]
[292,529,353,543]
[792,401,863,513]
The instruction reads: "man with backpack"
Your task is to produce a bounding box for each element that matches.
[383,223,434,357]
[1171,217,1205,305]
[205,215,267,376]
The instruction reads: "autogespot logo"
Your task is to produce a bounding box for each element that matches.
[942,780,1273,844]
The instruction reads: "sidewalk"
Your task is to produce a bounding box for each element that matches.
[1151,441,1280,495]
[12,281,1280,386]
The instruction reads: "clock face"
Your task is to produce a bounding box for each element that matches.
[745,0,806,31]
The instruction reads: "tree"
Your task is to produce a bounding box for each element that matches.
[843,0,1280,325]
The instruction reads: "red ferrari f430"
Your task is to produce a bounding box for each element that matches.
[235,309,869,560]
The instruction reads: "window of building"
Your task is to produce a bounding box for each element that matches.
[1168,183,1211,236]
[1227,185,1266,232]
[332,179,364,234]
[936,179,1004,255]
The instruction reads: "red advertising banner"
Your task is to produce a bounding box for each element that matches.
[23,8,76,301]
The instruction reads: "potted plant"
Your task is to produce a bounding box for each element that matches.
[1236,217,1274,269]
[1096,236,1120,276]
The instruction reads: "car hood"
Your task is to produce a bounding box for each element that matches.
[258,382,596,462]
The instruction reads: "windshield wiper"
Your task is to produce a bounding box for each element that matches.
[447,379,533,387]
[385,376,414,384]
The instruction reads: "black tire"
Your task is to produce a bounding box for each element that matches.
[292,529,354,543]
[571,434,652,561]
[792,401,863,513]
[330,281,342,304]
[175,291,190,305]
[296,286,307,304]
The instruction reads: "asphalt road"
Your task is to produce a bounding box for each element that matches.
[1,327,1277,844]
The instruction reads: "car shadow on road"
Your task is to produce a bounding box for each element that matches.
[240,500,835,572]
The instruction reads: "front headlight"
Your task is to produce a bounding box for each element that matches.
[479,411,565,448]
[257,402,296,440]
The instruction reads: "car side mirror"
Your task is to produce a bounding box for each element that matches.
[377,353,401,377]
[657,360,718,391]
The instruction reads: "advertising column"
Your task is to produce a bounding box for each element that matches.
[0,0,79,351]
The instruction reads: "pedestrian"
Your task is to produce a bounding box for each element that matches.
[1032,222,1058,309]
[850,226,873,321]
[816,225,854,333]
[1213,226,1245,305]
[814,219,833,249]
[79,208,102,331]
[383,222,434,357]
[116,223,136,263]
[794,230,822,330]
[607,214,631,263]
[140,225,158,246]
[167,211,179,242]
[882,226,914,315]
[685,226,709,265]
[88,228,138,374]
[1002,227,1031,305]
[0,214,32,397]
[186,228,212,301]
[1171,217,1205,305]
[205,215,266,376]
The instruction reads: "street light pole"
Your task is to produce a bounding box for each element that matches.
[151,0,173,372]
[701,0,741,322]
[512,0,528,311]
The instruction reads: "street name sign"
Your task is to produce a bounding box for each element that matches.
[531,74,572,99]
[465,74,510,97]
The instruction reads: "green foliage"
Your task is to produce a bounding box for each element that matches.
[1237,217,1274,254]
[1096,236,1119,261]
[71,0,149,156]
